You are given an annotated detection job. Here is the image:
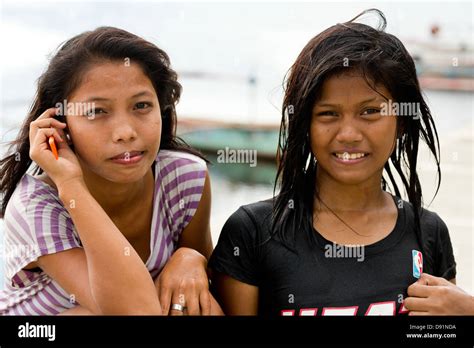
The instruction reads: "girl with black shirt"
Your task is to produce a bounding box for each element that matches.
[209,9,460,316]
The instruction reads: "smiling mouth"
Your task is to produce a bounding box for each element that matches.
[332,152,369,161]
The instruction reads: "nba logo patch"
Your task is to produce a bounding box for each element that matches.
[412,250,423,278]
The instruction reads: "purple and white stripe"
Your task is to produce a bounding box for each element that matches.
[0,150,206,315]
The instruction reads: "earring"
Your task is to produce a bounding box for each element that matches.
[305,152,314,172]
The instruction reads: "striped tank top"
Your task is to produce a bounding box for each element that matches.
[0,150,207,315]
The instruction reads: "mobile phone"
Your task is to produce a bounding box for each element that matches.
[48,136,59,160]
[53,113,67,124]
[48,112,67,160]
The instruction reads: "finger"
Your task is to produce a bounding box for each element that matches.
[30,122,65,147]
[29,109,62,137]
[199,291,212,316]
[36,107,61,121]
[418,273,449,286]
[209,294,224,315]
[30,129,63,158]
[404,297,431,312]
[158,282,172,316]
[31,117,67,131]
[169,291,185,316]
[184,286,200,316]
[34,128,64,147]
[407,282,432,298]
[56,132,72,151]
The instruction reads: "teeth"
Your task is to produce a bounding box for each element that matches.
[335,152,367,160]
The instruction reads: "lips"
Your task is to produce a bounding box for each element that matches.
[333,152,368,160]
[332,150,370,162]
[109,151,144,160]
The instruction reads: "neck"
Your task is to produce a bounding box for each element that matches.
[81,168,153,218]
[315,169,386,213]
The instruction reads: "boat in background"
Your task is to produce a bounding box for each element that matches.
[178,117,279,162]
[408,25,474,92]
[178,118,279,184]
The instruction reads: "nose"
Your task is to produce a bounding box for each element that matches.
[335,117,363,145]
[111,113,138,143]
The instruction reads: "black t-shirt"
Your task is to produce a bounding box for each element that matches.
[209,195,456,316]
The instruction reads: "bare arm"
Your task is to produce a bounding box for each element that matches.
[36,248,101,314]
[212,272,259,315]
[53,179,161,315]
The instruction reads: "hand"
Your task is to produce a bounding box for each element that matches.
[29,107,83,190]
[405,273,474,315]
[154,247,212,316]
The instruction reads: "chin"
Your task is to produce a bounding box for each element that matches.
[98,167,150,184]
[319,165,373,186]
[333,175,371,186]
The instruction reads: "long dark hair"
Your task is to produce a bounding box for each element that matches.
[0,26,206,218]
[273,9,441,252]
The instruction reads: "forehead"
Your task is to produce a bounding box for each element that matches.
[316,71,391,103]
[70,61,155,99]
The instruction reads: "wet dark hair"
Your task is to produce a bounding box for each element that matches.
[0,26,206,217]
[273,9,441,253]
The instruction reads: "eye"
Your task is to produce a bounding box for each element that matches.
[316,110,338,117]
[84,108,106,118]
[134,102,152,110]
[361,108,381,116]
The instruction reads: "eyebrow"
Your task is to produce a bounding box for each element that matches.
[83,90,154,103]
[314,97,384,108]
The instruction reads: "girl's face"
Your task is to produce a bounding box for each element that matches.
[310,72,397,186]
[66,61,162,183]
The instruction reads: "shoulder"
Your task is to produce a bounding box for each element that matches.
[154,149,207,195]
[210,199,274,285]
[416,206,455,279]
[420,207,448,233]
[153,150,208,235]
[222,198,273,242]
[155,149,207,177]
[399,198,449,237]
[5,174,64,220]
[397,197,454,271]
[3,175,79,285]
[418,206,451,254]
[238,199,273,225]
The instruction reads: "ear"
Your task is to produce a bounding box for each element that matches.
[64,130,73,145]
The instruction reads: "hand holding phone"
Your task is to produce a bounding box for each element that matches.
[48,136,59,160]
[29,107,83,190]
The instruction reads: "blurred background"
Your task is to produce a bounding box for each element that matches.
[0,0,473,293]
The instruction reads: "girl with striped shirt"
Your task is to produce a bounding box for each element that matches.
[0,27,221,315]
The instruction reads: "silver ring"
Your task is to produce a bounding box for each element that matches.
[171,303,184,312]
